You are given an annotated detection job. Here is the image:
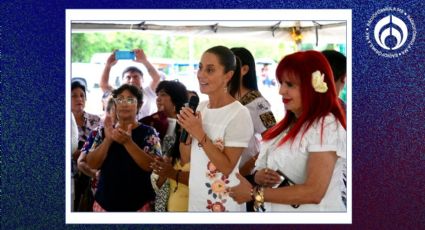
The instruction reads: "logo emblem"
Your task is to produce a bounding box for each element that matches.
[366,7,416,58]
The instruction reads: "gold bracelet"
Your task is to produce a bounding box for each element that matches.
[253,186,265,212]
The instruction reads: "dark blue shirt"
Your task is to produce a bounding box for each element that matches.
[84,124,161,211]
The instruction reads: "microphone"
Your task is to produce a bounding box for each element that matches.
[180,95,200,143]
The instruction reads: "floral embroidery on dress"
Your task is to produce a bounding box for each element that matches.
[206,161,218,179]
[204,137,230,212]
[205,161,230,212]
[206,200,227,212]
[205,175,230,199]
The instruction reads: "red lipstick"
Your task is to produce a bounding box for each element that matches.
[283,98,291,104]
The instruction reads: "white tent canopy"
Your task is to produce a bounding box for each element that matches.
[70,17,349,119]
[71,20,346,44]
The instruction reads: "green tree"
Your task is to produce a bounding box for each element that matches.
[72,31,343,67]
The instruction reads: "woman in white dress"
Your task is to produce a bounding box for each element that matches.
[177,46,254,212]
[229,50,347,211]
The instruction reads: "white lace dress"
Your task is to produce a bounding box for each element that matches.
[255,114,347,211]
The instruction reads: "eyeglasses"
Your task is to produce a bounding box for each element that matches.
[114,97,137,105]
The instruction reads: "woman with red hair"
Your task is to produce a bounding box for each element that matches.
[229,50,347,211]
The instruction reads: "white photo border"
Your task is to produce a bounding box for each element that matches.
[66,9,352,224]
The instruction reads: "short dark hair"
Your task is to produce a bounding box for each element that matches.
[71,78,87,97]
[156,80,188,113]
[122,66,143,79]
[321,50,346,82]
[112,84,144,113]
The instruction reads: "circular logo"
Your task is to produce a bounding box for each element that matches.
[366,7,416,58]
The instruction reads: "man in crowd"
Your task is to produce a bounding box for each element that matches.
[100,49,161,119]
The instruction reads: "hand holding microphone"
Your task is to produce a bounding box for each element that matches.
[178,95,200,143]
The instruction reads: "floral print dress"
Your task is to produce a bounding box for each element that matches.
[188,101,253,212]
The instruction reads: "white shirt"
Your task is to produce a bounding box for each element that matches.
[138,86,157,120]
[255,114,347,211]
[188,101,254,212]
[71,113,79,154]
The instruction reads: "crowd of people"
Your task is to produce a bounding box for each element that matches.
[71,46,347,212]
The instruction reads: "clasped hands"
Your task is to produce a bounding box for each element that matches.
[150,156,174,177]
[228,168,282,204]
[254,168,282,187]
[104,115,133,145]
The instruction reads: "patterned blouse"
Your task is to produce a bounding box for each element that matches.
[72,111,100,177]
[81,123,162,211]
[238,90,276,170]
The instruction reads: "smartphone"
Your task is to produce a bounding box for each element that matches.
[272,170,296,188]
[115,50,135,60]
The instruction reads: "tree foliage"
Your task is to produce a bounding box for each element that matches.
[71,32,299,63]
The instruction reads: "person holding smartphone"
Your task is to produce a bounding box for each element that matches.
[100,49,161,120]
[84,84,162,211]
[229,50,347,212]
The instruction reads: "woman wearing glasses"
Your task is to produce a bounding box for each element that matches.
[229,50,347,211]
[85,84,162,211]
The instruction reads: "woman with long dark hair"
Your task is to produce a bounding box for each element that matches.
[229,50,347,211]
[177,46,254,211]
[230,47,276,177]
